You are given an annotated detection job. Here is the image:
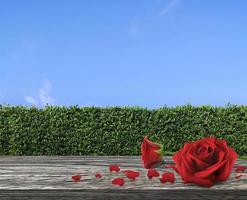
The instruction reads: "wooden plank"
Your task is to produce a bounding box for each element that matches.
[0,156,246,199]
[0,190,246,200]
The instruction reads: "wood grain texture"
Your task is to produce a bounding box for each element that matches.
[0,156,246,199]
[0,190,246,200]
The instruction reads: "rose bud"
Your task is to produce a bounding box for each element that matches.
[141,136,164,169]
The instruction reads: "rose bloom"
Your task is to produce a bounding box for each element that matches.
[173,137,237,187]
[141,136,164,169]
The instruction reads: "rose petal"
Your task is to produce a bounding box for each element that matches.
[189,153,210,170]
[235,166,246,173]
[235,175,242,179]
[216,148,237,181]
[112,178,125,186]
[181,143,194,166]
[95,173,102,178]
[71,174,81,182]
[215,139,228,152]
[173,142,194,176]
[173,150,183,174]
[147,169,160,179]
[109,165,120,172]
[195,160,227,178]
[195,145,215,163]
[191,138,216,162]
[160,172,175,184]
[205,137,217,148]
[180,158,192,180]
[194,150,227,178]
[124,170,140,180]
[186,175,214,187]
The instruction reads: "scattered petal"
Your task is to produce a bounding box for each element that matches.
[71,174,82,182]
[124,170,140,180]
[160,172,175,184]
[235,175,242,179]
[112,178,125,186]
[95,173,102,178]
[109,164,120,172]
[147,169,160,179]
[235,166,246,173]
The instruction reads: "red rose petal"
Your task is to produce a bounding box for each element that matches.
[71,174,81,182]
[186,175,214,187]
[147,169,160,179]
[235,175,242,179]
[124,170,140,180]
[112,178,125,186]
[160,172,175,184]
[195,159,227,178]
[95,172,102,178]
[235,166,246,173]
[109,164,120,172]
[216,147,237,181]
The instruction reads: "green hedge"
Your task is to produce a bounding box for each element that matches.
[0,105,246,156]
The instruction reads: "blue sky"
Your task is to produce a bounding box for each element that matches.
[1,0,247,108]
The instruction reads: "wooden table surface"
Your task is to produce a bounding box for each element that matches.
[0,156,246,199]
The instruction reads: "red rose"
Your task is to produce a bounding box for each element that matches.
[141,136,164,169]
[173,137,237,187]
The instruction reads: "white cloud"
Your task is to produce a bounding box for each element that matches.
[39,80,55,106]
[129,0,181,36]
[25,80,55,107]
[156,0,180,18]
[25,96,39,106]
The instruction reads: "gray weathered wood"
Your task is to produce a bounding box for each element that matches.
[0,156,246,199]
